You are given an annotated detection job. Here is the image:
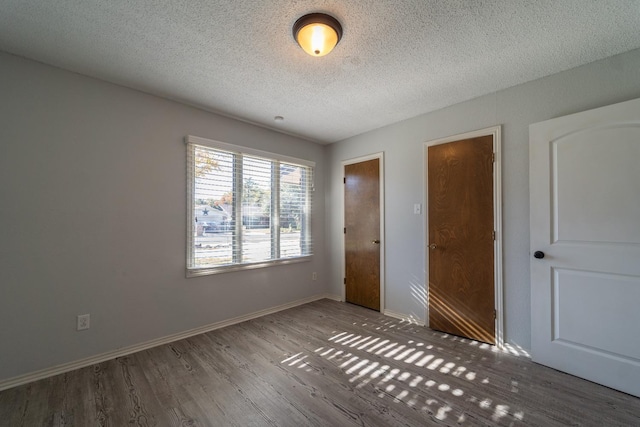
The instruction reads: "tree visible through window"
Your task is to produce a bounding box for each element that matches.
[186,137,313,276]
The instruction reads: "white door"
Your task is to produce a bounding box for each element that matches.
[530,97,640,398]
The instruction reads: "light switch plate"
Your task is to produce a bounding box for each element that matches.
[414,203,422,214]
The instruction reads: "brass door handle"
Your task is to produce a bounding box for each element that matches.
[372,240,380,244]
[429,243,437,250]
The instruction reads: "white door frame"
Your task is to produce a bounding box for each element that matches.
[423,126,504,348]
[341,152,385,313]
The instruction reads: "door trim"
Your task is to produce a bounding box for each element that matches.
[341,152,385,313]
[423,126,504,348]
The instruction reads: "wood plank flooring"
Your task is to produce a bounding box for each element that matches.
[1,299,639,426]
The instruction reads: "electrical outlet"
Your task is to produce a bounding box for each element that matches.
[312,272,317,281]
[77,314,90,331]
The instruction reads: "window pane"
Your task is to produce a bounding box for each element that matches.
[187,137,313,275]
[280,163,307,258]
[242,156,272,263]
[193,147,233,267]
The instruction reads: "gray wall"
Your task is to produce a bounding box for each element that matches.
[0,52,327,381]
[325,48,640,351]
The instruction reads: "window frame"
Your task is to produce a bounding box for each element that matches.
[185,135,314,277]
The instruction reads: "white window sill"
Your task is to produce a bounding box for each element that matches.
[186,255,312,278]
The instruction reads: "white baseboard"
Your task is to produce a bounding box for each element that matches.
[0,293,336,391]
[323,293,342,302]
[383,309,426,326]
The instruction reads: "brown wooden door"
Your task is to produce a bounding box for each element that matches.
[428,136,495,344]
[345,158,380,311]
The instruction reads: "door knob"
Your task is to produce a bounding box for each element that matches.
[534,251,545,259]
[372,239,380,244]
[429,243,437,250]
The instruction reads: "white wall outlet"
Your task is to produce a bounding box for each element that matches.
[312,272,317,281]
[414,203,422,214]
[77,314,90,331]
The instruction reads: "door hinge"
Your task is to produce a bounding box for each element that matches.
[493,309,497,319]
[344,227,346,234]
[344,277,346,285]
[492,230,496,240]
[344,177,346,184]
[492,152,496,162]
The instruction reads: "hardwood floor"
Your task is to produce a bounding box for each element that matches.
[1,299,639,426]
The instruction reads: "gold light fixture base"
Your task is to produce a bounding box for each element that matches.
[293,13,342,57]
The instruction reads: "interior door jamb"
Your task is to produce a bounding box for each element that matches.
[341,152,385,313]
[424,126,504,349]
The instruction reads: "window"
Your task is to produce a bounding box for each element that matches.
[186,135,313,276]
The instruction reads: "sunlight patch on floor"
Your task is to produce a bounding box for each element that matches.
[280,318,527,424]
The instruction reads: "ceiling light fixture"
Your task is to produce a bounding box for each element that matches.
[293,13,342,57]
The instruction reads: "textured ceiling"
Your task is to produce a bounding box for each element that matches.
[1,1,640,144]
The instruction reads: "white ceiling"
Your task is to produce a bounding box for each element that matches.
[2,1,640,144]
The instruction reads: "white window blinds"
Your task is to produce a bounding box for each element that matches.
[186,136,313,276]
